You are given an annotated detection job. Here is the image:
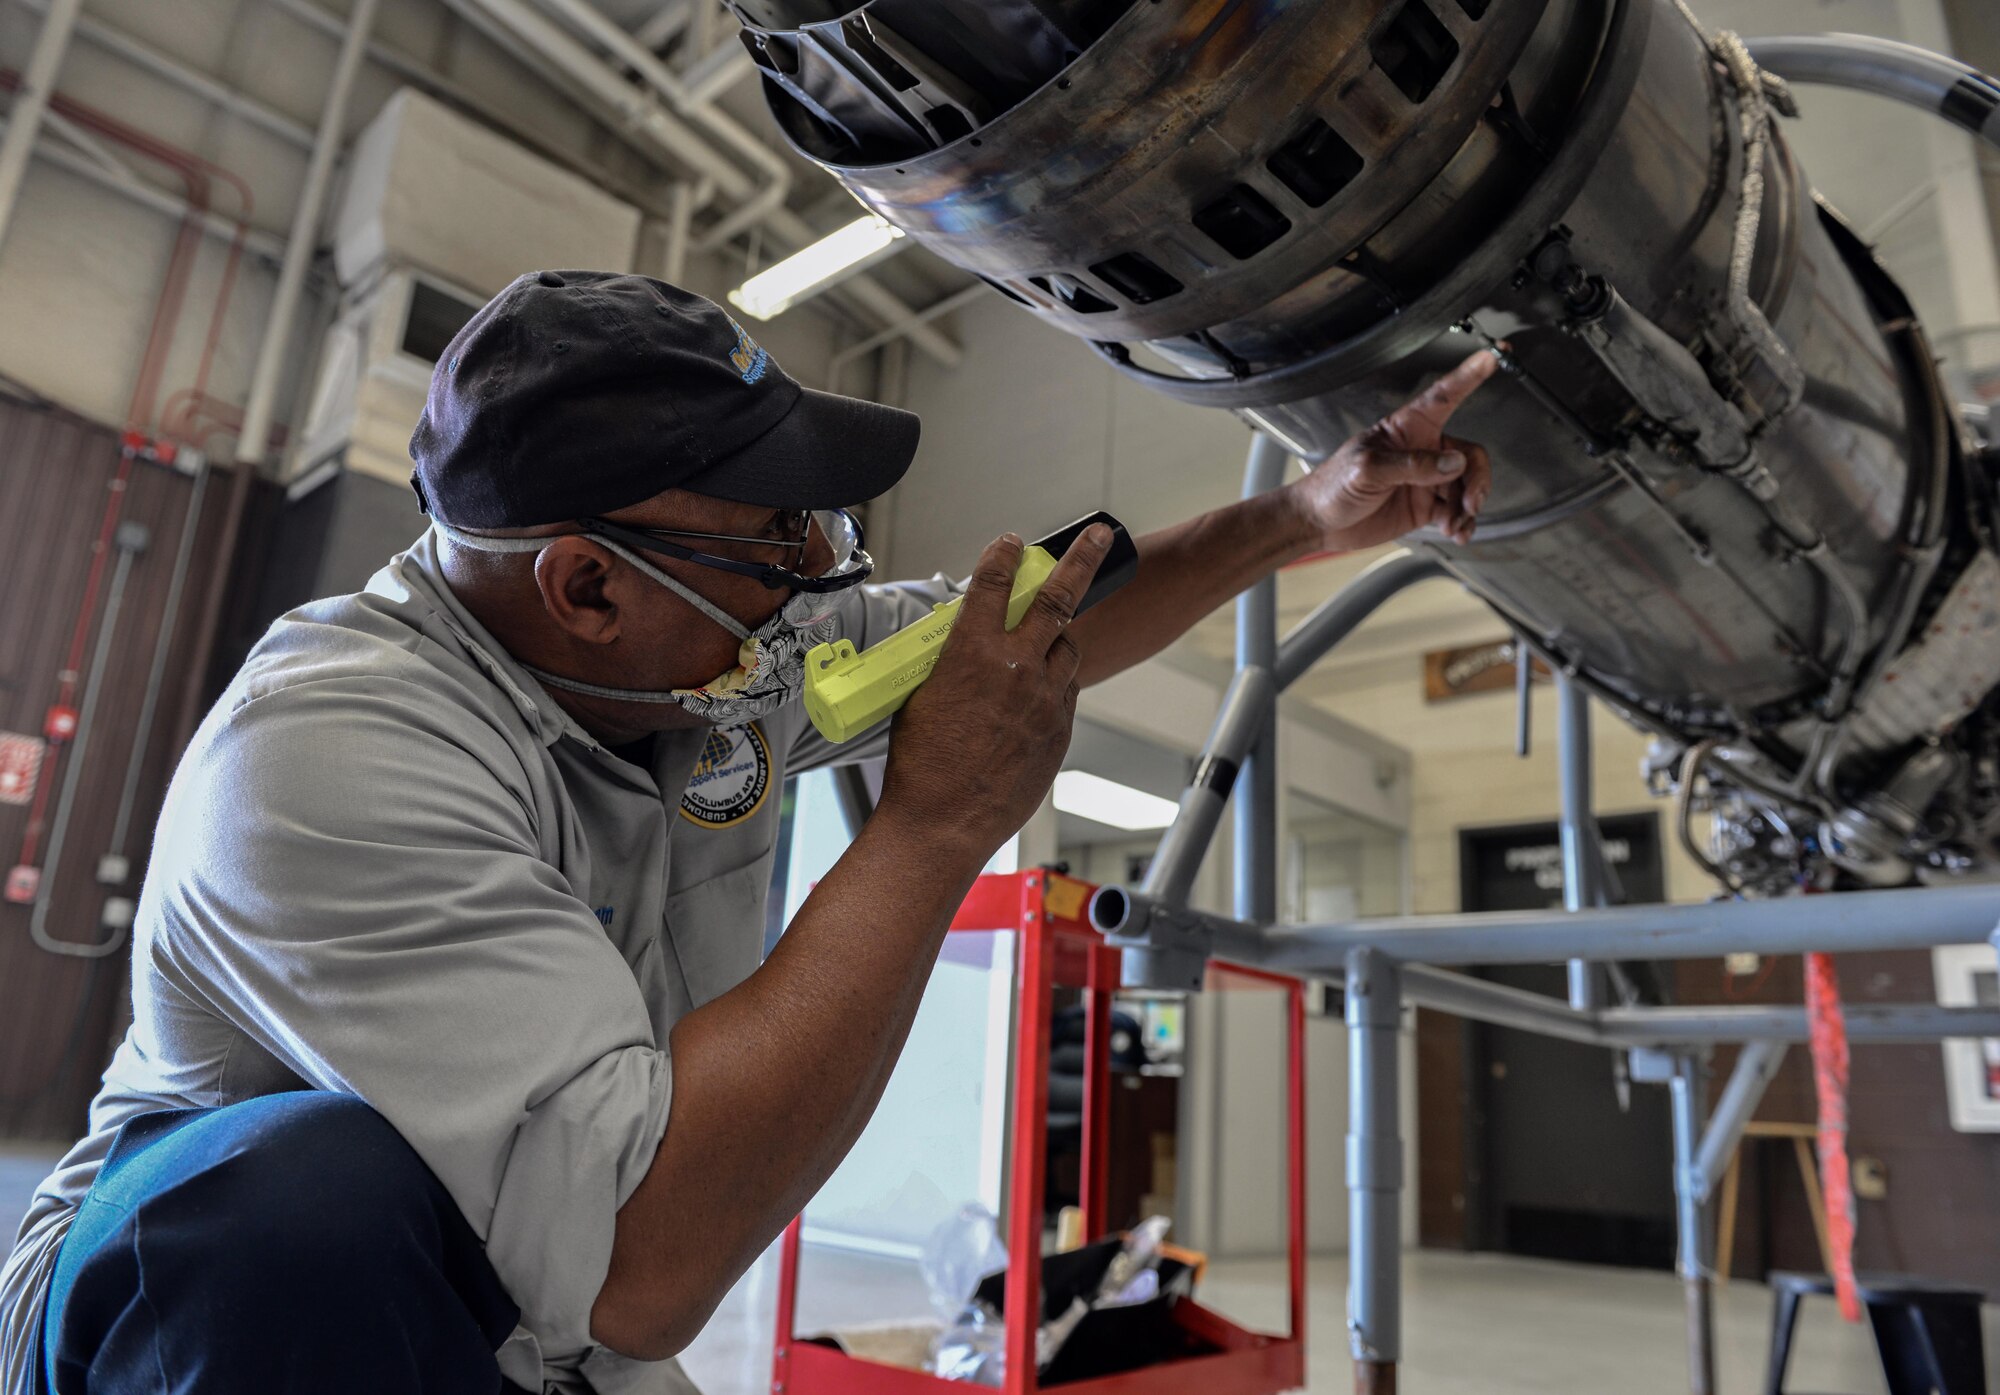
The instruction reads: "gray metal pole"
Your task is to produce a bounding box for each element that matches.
[1691,1041,1785,1203]
[1273,548,1446,691]
[1107,880,2000,970]
[235,0,381,471]
[107,456,210,860]
[1400,974,2000,1048]
[660,178,697,286]
[1234,433,1287,926]
[1600,1002,2000,1046]
[1347,947,1403,1393]
[1745,35,2000,153]
[1514,640,1533,757]
[1104,880,2000,974]
[1669,1055,1717,1395]
[1126,537,1443,988]
[1254,880,2000,966]
[1401,964,1610,1047]
[0,0,85,256]
[29,527,145,958]
[1556,673,1608,1009]
[1139,667,1278,913]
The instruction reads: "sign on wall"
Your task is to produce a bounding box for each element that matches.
[1423,639,1551,703]
[1459,813,1665,910]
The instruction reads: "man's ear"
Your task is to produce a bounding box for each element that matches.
[534,537,623,644]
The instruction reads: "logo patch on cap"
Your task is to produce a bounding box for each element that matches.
[680,722,772,828]
[727,318,769,385]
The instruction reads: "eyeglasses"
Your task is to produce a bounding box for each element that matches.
[578,508,873,593]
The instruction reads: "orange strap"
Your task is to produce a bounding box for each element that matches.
[1804,951,1860,1323]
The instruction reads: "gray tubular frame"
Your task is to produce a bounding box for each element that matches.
[1104,431,2000,1382]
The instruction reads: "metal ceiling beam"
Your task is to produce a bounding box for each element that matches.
[633,0,692,52]
[461,0,959,364]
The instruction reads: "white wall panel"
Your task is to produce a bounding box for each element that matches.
[1104,364,1256,538]
[0,0,827,450]
[889,295,1120,579]
[0,162,276,433]
[335,88,640,293]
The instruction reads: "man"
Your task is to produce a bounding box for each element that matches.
[1,271,1495,1395]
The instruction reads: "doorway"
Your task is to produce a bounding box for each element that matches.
[1444,814,1677,1269]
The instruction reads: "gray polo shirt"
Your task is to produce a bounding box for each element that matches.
[0,529,961,1395]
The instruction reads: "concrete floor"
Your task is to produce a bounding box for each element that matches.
[681,1241,2000,1395]
[6,1145,1993,1393]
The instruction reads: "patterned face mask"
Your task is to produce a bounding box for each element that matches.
[432,522,842,727]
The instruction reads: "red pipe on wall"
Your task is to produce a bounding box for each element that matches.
[1,71,254,876]
[35,84,257,443]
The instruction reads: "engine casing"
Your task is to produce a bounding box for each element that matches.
[734,0,2000,889]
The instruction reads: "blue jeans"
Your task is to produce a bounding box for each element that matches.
[42,1092,528,1394]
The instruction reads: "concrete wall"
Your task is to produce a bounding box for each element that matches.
[886,293,1256,581]
[0,0,851,466]
[0,0,536,438]
[1315,659,1713,915]
[1944,0,2000,388]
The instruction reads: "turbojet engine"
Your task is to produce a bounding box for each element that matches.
[729,0,2000,895]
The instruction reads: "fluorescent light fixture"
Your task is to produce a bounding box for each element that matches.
[728,214,907,320]
[1053,770,1180,832]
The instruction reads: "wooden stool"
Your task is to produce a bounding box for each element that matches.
[1714,1121,1835,1286]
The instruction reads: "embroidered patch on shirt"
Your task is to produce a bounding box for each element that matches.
[680,722,772,828]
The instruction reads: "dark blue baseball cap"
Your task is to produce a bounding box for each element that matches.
[409,270,921,527]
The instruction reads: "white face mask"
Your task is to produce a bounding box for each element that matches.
[433,521,841,727]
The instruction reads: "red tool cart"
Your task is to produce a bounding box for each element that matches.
[770,869,1307,1395]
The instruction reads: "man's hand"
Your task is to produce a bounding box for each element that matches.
[877,525,1112,857]
[1289,349,1500,549]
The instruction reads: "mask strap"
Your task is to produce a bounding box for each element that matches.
[523,665,696,705]
[432,521,752,639]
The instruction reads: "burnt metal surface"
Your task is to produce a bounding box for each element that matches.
[737,0,1563,349]
[729,0,1135,166]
